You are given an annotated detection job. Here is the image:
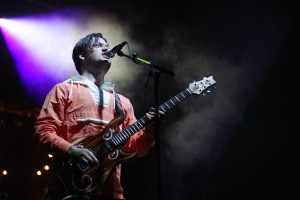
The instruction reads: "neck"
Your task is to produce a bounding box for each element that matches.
[81,71,106,86]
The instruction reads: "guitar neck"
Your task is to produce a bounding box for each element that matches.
[111,87,193,146]
[158,87,193,113]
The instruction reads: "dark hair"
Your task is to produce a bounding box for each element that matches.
[72,33,108,74]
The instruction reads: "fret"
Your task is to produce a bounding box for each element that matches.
[131,125,138,132]
[111,138,117,146]
[130,126,137,133]
[123,130,130,138]
[115,135,121,143]
[168,101,175,108]
[180,92,186,98]
[127,127,134,135]
[173,97,179,103]
[159,105,166,112]
[117,134,123,142]
[125,129,132,137]
[170,99,175,105]
[136,121,143,129]
[119,134,125,142]
[165,103,170,109]
[115,135,121,144]
[140,118,146,124]
[111,136,119,145]
[119,134,125,141]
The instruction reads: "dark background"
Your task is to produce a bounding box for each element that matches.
[0,0,299,200]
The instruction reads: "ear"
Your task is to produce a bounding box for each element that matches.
[78,54,85,60]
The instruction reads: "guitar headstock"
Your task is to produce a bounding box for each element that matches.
[189,76,216,95]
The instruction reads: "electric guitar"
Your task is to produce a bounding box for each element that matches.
[53,76,216,195]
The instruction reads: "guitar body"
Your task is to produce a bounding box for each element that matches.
[53,115,137,195]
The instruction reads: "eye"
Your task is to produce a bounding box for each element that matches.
[92,43,102,48]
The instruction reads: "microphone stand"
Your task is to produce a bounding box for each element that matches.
[117,51,175,200]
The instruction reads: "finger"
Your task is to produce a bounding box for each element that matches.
[149,107,155,111]
[159,110,165,115]
[147,112,158,119]
[149,111,164,118]
[83,150,97,164]
[146,113,152,120]
[87,150,99,163]
[148,111,155,116]
[149,109,164,115]
[80,156,89,164]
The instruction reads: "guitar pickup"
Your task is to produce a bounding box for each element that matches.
[104,141,114,152]
[75,162,91,172]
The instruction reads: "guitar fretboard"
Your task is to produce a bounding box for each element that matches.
[110,87,193,146]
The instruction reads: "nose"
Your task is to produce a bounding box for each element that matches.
[103,48,110,57]
[103,46,109,51]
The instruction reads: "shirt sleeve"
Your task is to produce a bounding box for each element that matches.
[34,83,72,154]
[121,97,155,157]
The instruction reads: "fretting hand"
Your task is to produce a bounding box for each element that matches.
[145,107,165,132]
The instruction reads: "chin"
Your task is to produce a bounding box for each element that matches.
[102,60,111,69]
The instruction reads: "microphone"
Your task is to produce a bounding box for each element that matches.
[106,41,127,58]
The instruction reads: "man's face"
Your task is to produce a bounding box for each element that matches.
[84,37,111,68]
[88,38,110,61]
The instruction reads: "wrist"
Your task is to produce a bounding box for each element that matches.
[146,123,156,132]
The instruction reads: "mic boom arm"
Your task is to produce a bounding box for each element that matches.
[117,51,175,76]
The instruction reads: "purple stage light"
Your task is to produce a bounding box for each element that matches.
[0,13,79,106]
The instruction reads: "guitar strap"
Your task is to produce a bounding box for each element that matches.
[99,86,125,119]
[114,93,125,120]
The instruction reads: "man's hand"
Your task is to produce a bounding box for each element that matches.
[67,145,99,164]
[145,107,165,132]
[146,107,165,121]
